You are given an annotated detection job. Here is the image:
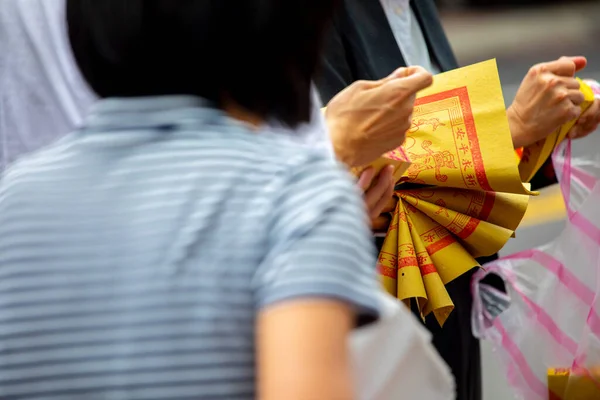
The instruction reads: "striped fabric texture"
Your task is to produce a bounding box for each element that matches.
[0,96,380,399]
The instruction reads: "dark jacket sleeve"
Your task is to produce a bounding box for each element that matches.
[315,20,355,105]
[529,158,558,190]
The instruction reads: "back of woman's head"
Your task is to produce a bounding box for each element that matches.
[66,0,339,127]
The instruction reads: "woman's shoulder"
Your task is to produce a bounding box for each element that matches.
[1,134,77,179]
[256,134,355,192]
[203,121,342,182]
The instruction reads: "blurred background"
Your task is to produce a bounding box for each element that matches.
[437,0,598,10]
[437,1,600,399]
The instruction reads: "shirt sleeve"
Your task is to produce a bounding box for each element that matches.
[253,154,381,323]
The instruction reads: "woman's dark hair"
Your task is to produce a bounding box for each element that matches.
[66,0,339,127]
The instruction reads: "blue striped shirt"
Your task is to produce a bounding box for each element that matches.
[0,96,380,399]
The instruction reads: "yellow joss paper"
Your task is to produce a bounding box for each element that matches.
[548,367,600,400]
[379,202,427,305]
[378,201,457,326]
[519,79,595,183]
[400,189,514,259]
[379,60,533,326]
[400,60,533,195]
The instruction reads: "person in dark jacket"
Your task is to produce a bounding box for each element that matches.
[316,1,600,399]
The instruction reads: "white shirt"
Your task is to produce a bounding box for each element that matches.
[379,0,440,74]
[0,0,332,171]
[0,0,95,170]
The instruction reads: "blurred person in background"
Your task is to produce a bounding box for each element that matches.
[0,0,446,399]
[316,1,600,400]
[0,0,428,233]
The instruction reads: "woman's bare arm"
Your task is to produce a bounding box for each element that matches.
[256,299,355,400]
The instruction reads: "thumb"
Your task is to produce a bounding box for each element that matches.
[558,56,587,75]
[395,66,434,92]
[569,56,588,72]
[377,67,410,85]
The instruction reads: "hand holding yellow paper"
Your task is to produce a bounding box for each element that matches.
[350,147,411,184]
[379,60,534,326]
[519,79,595,183]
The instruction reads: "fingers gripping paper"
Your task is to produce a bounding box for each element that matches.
[377,60,534,326]
[351,147,412,183]
[518,79,596,183]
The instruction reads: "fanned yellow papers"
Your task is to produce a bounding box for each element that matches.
[378,60,534,326]
[519,79,595,182]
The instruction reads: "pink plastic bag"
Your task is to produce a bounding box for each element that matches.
[472,136,600,399]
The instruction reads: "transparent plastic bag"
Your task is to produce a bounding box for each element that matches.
[472,138,600,400]
[351,291,455,400]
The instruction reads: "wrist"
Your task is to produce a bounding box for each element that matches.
[326,116,360,167]
[507,105,530,149]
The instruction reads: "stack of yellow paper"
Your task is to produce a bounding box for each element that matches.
[378,60,534,326]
